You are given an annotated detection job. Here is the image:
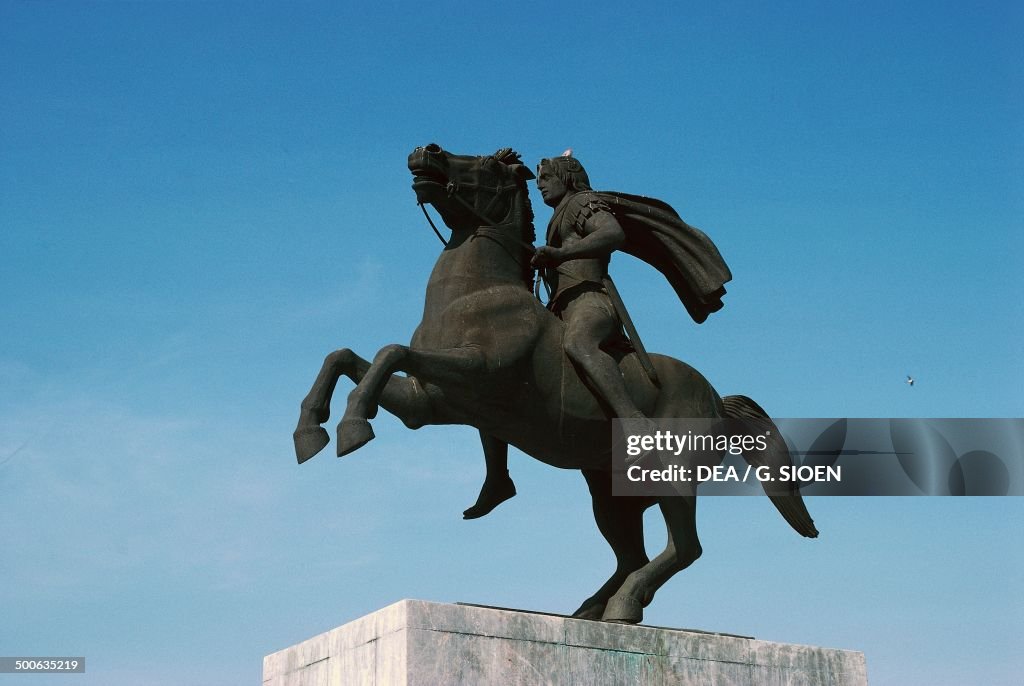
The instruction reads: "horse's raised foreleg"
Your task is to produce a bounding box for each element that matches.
[601,493,703,624]
[337,344,485,457]
[573,469,652,620]
[294,348,433,463]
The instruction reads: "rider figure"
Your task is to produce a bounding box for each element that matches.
[532,154,650,420]
[463,153,652,519]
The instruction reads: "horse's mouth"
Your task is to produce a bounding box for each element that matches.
[411,168,448,189]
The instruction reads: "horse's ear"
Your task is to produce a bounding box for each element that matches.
[510,163,535,181]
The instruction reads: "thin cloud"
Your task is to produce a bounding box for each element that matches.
[0,437,34,468]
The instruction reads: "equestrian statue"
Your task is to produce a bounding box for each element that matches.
[294,144,817,624]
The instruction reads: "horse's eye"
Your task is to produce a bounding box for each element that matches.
[425,143,442,153]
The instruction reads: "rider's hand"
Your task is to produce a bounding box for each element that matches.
[531,246,563,268]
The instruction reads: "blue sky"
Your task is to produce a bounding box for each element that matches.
[1,1,1021,684]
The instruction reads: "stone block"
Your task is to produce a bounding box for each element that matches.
[262,600,867,686]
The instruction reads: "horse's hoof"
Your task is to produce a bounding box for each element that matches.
[294,426,330,464]
[571,598,607,620]
[337,418,375,457]
[601,594,643,624]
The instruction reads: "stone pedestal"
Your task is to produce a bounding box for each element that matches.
[263,599,867,685]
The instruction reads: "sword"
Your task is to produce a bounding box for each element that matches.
[602,275,660,387]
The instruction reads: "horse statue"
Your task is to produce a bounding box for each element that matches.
[293,143,818,624]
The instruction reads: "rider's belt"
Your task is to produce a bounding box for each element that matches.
[548,279,608,314]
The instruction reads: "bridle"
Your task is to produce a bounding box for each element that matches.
[418,176,535,254]
[417,170,550,299]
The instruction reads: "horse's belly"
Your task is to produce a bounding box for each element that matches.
[501,416,614,470]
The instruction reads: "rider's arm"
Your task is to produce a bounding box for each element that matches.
[556,211,625,260]
[531,197,624,268]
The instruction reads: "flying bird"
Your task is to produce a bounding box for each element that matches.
[906,375,915,387]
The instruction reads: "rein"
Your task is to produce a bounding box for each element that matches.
[419,202,449,247]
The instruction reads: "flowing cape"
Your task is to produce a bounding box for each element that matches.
[596,191,732,324]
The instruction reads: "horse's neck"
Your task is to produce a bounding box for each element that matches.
[427,225,529,294]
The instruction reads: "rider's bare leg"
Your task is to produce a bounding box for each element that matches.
[464,295,643,514]
[463,431,516,519]
[563,300,647,420]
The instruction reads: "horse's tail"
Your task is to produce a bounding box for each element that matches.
[722,395,819,539]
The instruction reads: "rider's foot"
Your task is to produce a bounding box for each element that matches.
[463,473,516,519]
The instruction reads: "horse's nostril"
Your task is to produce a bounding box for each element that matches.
[425,143,442,153]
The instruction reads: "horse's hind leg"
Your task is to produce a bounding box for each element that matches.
[574,469,651,620]
[602,494,703,624]
[295,348,433,463]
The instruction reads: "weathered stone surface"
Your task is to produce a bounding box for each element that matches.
[263,600,867,686]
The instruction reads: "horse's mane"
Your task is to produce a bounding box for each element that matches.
[495,147,537,290]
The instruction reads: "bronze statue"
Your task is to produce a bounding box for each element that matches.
[294,144,817,624]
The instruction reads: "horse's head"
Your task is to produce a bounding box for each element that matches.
[408,143,535,234]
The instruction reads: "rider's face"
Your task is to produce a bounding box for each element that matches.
[537,167,569,207]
